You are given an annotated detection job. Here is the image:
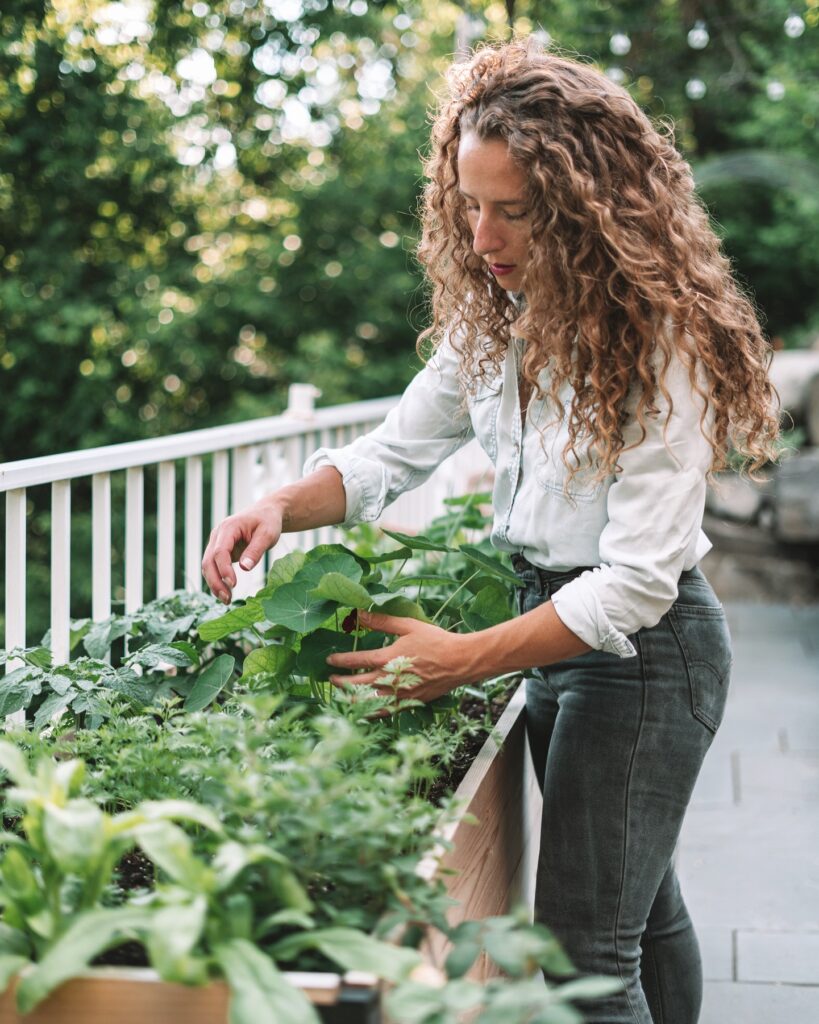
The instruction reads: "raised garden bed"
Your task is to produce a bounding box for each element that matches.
[0,684,541,1023]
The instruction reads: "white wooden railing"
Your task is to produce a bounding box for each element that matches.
[1,385,491,665]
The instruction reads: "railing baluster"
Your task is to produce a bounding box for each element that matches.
[5,488,27,672]
[50,480,71,665]
[157,461,176,598]
[231,445,260,599]
[185,456,203,592]
[231,445,255,514]
[92,472,111,622]
[125,466,144,614]
[211,451,229,532]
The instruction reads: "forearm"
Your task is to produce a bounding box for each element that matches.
[265,466,347,533]
[461,599,591,681]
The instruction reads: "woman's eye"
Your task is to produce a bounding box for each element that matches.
[505,210,528,221]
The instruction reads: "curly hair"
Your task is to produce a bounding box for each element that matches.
[417,39,779,481]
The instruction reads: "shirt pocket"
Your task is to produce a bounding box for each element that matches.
[467,378,502,464]
[532,400,604,504]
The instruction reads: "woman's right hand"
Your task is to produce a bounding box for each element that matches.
[201,500,283,604]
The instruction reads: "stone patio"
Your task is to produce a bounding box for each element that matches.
[677,601,819,1022]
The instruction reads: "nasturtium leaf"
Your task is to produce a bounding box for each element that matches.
[184,654,236,712]
[458,545,520,585]
[265,550,306,589]
[308,573,372,609]
[367,593,430,621]
[197,599,265,642]
[16,907,155,1013]
[461,583,512,632]
[303,543,370,575]
[271,927,421,982]
[262,585,335,634]
[294,630,384,681]
[240,645,294,682]
[291,550,363,592]
[381,529,452,553]
[215,938,320,1024]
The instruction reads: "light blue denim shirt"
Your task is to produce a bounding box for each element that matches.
[303,335,713,658]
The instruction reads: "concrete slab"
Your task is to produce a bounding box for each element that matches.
[697,926,734,982]
[737,930,819,985]
[678,803,819,932]
[700,980,819,1023]
[735,751,819,804]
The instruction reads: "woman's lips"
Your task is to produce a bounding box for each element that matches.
[489,263,516,276]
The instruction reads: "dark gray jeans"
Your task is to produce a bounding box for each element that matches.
[514,558,732,1024]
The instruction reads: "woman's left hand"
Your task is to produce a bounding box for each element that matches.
[326,610,480,702]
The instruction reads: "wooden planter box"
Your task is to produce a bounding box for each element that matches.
[0,684,542,1023]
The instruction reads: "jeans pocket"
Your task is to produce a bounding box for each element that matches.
[669,605,732,733]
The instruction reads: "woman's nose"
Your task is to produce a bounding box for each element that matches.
[472,213,503,256]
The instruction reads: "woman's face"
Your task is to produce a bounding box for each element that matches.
[457,132,531,294]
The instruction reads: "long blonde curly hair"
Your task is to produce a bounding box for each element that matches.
[417,40,779,479]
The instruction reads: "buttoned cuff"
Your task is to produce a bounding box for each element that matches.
[302,448,389,528]
[551,580,638,659]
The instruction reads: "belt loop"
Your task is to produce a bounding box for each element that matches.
[534,569,544,597]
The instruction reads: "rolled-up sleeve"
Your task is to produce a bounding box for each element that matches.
[303,339,474,528]
[551,354,714,657]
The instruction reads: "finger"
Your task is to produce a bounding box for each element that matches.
[357,610,418,635]
[202,547,231,603]
[213,545,237,593]
[327,649,386,671]
[237,526,276,572]
[329,671,385,688]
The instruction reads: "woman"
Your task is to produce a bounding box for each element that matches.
[202,41,778,1024]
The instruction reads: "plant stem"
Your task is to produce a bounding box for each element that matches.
[431,570,480,624]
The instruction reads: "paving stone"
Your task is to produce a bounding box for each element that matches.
[689,748,734,807]
[735,751,819,804]
[697,926,734,982]
[678,803,819,932]
[737,930,819,984]
[700,980,819,1023]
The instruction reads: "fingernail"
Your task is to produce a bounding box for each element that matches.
[326,656,337,666]
[220,591,230,604]
[240,558,253,570]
